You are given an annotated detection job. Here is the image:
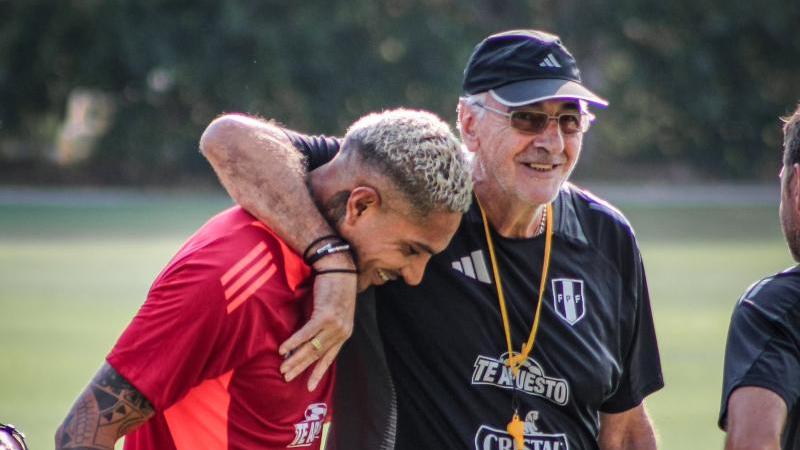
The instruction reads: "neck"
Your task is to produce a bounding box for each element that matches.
[307,161,344,219]
[474,180,547,239]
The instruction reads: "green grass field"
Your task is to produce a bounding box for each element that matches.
[0,190,789,449]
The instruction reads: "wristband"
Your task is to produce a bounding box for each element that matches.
[306,241,353,266]
[303,234,341,261]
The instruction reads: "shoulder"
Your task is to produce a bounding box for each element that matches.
[283,129,342,169]
[734,266,800,322]
[154,206,310,292]
[557,183,638,251]
[562,183,633,229]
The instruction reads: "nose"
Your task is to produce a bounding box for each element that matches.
[401,256,429,286]
[535,117,565,154]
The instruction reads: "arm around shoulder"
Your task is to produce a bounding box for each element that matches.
[200,114,343,257]
[200,114,356,389]
[724,386,786,450]
[55,362,154,449]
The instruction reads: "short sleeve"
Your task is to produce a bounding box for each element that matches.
[106,222,298,412]
[107,254,228,411]
[600,241,664,413]
[718,281,800,429]
[283,130,341,170]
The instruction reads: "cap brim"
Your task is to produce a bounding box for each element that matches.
[491,78,609,108]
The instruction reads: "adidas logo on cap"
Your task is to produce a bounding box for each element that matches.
[539,53,561,68]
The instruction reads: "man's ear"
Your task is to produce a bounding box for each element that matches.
[791,163,800,211]
[458,99,479,152]
[344,186,381,225]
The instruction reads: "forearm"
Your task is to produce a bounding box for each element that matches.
[55,363,154,449]
[200,114,351,267]
[724,387,786,450]
[599,406,658,450]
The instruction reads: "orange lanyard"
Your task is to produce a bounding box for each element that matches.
[477,200,553,450]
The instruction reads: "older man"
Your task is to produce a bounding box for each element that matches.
[719,104,800,450]
[55,109,471,450]
[203,30,663,449]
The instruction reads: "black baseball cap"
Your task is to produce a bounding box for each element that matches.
[462,30,608,108]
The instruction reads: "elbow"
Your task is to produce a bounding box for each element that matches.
[199,114,243,163]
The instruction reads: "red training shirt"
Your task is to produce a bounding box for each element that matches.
[107,206,334,450]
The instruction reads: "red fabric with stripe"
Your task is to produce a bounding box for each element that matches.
[107,207,334,449]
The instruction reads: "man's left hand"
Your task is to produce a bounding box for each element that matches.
[279,270,357,391]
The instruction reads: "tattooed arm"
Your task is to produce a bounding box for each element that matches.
[55,362,154,450]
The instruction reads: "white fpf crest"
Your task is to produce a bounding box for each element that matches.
[552,278,585,325]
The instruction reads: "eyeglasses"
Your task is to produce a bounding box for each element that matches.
[473,102,592,135]
[0,424,28,450]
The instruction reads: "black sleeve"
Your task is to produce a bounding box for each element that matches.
[600,236,665,413]
[282,129,342,170]
[718,274,800,429]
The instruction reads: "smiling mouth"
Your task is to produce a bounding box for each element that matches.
[524,162,560,172]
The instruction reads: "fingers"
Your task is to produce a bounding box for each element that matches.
[278,320,347,381]
[307,343,343,391]
[280,337,324,383]
[279,318,321,357]
[278,275,356,356]
[278,271,357,387]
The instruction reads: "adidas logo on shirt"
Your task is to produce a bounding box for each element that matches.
[451,250,492,284]
[539,53,561,68]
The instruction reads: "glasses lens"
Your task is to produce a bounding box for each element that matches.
[558,114,583,134]
[509,111,549,133]
[508,110,588,134]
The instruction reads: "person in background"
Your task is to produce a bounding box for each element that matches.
[719,104,800,450]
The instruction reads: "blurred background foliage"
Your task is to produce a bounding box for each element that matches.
[1,0,798,184]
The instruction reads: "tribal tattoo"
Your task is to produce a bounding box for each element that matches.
[56,363,154,450]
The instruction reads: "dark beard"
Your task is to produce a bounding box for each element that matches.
[781,206,800,263]
[787,228,800,263]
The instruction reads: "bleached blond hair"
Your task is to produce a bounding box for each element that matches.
[342,108,472,215]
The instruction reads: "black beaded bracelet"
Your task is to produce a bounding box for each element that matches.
[313,268,358,275]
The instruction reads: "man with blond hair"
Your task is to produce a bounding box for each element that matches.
[55,108,471,450]
[720,104,800,450]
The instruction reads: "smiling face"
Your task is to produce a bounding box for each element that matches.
[462,95,585,207]
[336,187,462,292]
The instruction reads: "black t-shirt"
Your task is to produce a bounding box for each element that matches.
[377,187,663,450]
[289,132,664,450]
[719,266,800,450]
[284,130,340,170]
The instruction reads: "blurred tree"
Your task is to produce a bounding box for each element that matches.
[0,0,797,183]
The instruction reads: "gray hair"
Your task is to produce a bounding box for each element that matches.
[783,104,800,167]
[455,93,488,139]
[342,108,472,214]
